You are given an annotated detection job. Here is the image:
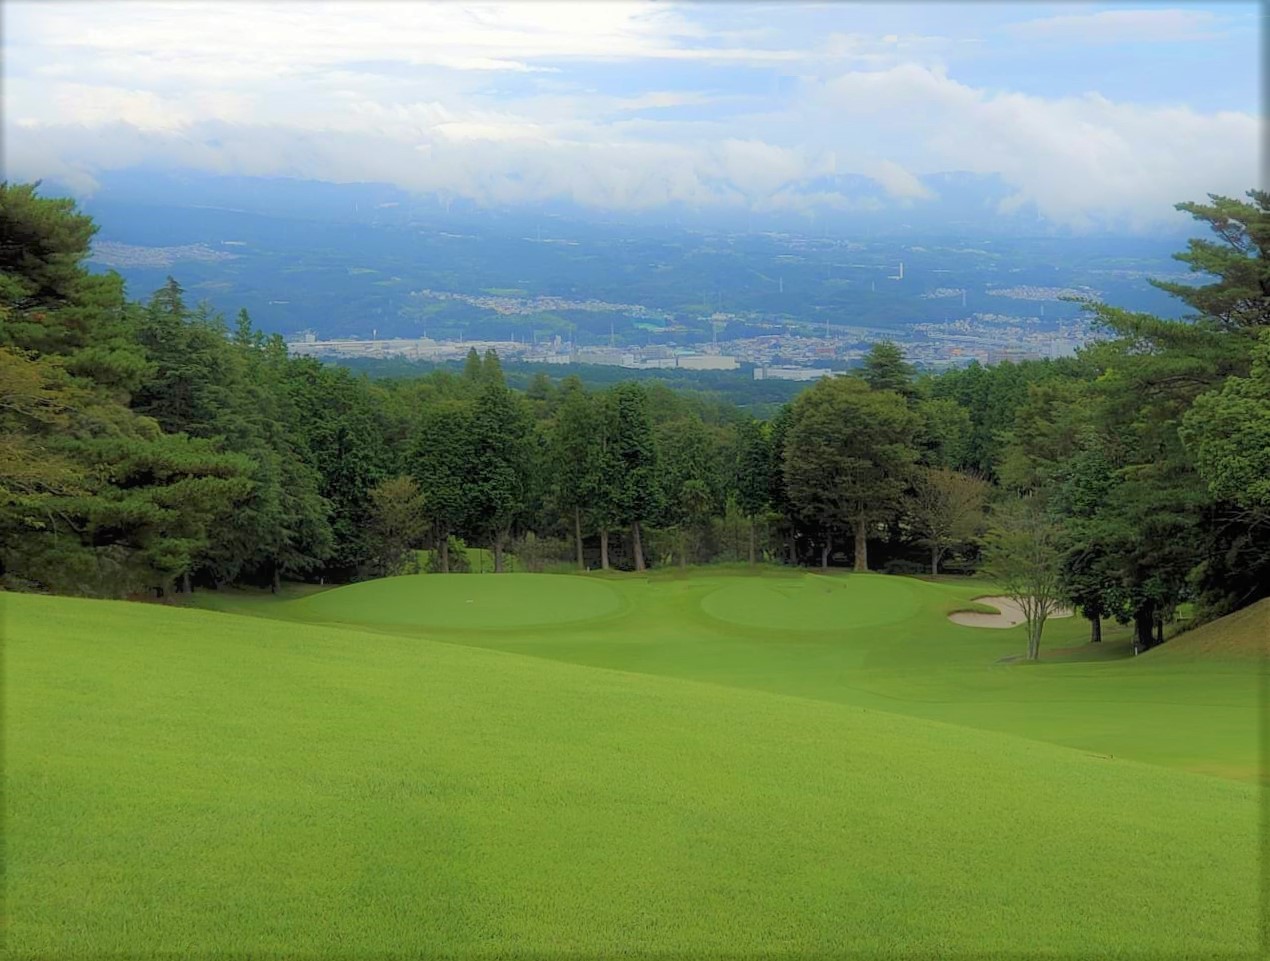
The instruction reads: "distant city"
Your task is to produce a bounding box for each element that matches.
[287,283,1101,375]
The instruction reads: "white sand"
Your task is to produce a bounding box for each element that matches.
[948,595,1074,629]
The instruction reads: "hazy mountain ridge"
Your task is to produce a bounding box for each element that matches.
[49,169,1192,345]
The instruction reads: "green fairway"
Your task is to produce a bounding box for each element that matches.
[8,572,1265,958]
[288,572,624,630]
[700,572,923,631]
[206,568,1261,782]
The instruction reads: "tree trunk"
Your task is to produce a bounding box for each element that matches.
[853,515,868,572]
[440,529,450,574]
[600,528,610,570]
[748,516,757,565]
[181,571,191,595]
[1090,613,1102,643]
[931,545,940,577]
[1133,601,1155,651]
[1155,614,1164,647]
[493,530,505,573]
[679,529,687,569]
[821,532,832,571]
[271,566,280,595]
[1027,620,1042,661]
[574,507,585,570]
[631,520,646,572]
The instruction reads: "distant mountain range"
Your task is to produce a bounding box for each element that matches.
[42,167,1190,241]
[27,166,1192,345]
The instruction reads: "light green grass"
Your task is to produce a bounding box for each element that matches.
[208,569,1261,783]
[7,573,1266,958]
[699,572,923,631]
[289,572,624,630]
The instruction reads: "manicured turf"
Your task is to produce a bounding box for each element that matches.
[289,572,624,630]
[1149,597,1269,661]
[699,572,922,630]
[219,568,1260,783]
[7,571,1265,958]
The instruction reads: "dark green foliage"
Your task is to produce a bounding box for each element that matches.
[467,368,534,571]
[0,183,257,594]
[462,347,482,382]
[731,417,771,520]
[549,377,605,567]
[606,382,660,570]
[656,416,721,564]
[913,396,973,470]
[783,377,919,571]
[409,400,474,573]
[861,341,916,397]
[1150,190,1270,330]
[730,417,772,564]
[1181,329,1270,514]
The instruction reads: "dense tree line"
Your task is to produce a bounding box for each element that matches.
[3,181,1266,655]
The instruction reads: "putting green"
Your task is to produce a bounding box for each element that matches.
[288,572,623,630]
[700,572,923,631]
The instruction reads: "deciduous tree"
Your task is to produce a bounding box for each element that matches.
[368,475,427,577]
[907,467,988,575]
[784,377,918,571]
[982,496,1066,661]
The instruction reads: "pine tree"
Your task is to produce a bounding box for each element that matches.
[550,376,602,569]
[862,341,916,397]
[409,400,474,574]
[468,357,533,572]
[607,382,659,571]
[732,417,771,564]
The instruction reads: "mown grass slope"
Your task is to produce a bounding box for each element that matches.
[206,568,1264,783]
[1149,597,1269,661]
[6,589,1260,958]
[289,572,625,630]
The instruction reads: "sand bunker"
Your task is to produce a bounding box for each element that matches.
[949,596,1074,629]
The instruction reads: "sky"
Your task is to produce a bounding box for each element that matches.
[1,0,1261,232]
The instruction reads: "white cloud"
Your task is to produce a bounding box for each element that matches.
[860,159,934,201]
[806,65,1258,230]
[1007,8,1224,44]
[0,1,1259,232]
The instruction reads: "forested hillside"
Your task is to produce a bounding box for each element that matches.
[3,181,1267,651]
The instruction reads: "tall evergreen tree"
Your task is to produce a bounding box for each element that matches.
[468,353,533,572]
[861,341,916,397]
[550,376,603,569]
[732,417,772,564]
[409,400,474,574]
[1150,189,1270,330]
[462,347,482,382]
[656,416,721,566]
[607,382,659,571]
[0,183,254,595]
